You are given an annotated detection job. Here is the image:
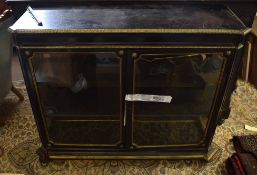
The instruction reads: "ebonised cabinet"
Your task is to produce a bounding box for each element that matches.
[10,4,249,164]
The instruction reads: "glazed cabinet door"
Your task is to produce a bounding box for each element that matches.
[22,49,125,148]
[128,49,232,148]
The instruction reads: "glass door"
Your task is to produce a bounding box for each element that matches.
[26,50,124,147]
[130,50,228,148]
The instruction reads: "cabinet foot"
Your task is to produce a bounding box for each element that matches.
[37,147,50,166]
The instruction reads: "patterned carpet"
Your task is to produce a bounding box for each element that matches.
[0,80,257,175]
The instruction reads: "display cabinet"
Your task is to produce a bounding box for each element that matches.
[10,4,249,164]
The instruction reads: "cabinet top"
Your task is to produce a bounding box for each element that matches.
[9,4,250,35]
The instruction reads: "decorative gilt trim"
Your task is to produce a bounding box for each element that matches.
[204,145,219,161]
[11,28,250,35]
[237,44,244,50]
[118,50,124,56]
[49,155,204,160]
[55,120,120,122]
[28,56,50,140]
[17,45,239,49]
[227,7,248,30]
[243,28,252,35]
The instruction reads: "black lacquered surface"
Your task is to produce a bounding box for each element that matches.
[10,4,247,32]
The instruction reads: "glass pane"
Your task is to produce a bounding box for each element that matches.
[132,53,226,147]
[29,52,122,145]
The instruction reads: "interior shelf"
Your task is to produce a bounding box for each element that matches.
[48,119,121,145]
[133,118,205,146]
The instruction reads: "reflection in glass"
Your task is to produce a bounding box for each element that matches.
[30,52,122,145]
[133,53,226,146]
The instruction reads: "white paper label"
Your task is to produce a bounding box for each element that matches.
[125,94,172,103]
[245,124,257,132]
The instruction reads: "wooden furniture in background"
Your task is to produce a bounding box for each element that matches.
[0,0,24,103]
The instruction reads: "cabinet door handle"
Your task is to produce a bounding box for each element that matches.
[123,102,127,126]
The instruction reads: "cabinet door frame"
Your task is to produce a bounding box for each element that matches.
[18,47,127,150]
[126,47,237,149]
[17,45,241,151]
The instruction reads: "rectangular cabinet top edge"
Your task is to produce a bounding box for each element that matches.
[9,5,249,34]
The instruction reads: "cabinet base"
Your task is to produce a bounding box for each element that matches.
[39,146,219,162]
